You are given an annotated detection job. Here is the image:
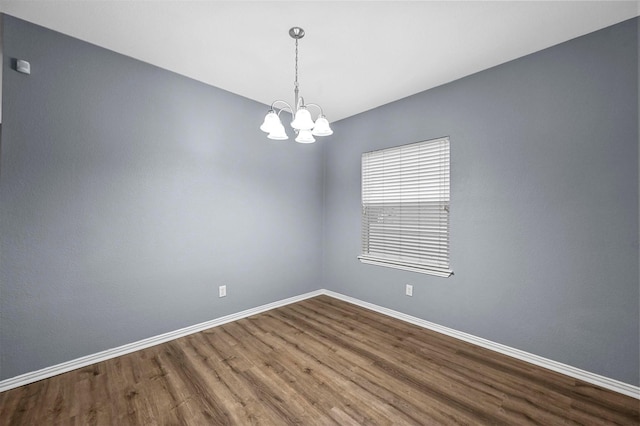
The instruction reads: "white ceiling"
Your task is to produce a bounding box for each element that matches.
[0,1,638,122]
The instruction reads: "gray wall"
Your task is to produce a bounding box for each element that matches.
[323,18,639,386]
[0,15,323,380]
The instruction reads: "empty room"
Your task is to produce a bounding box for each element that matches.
[0,1,638,424]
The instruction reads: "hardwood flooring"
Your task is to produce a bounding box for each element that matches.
[1,295,638,425]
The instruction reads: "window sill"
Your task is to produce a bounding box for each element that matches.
[358,256,453,278]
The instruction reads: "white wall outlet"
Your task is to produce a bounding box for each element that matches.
[405,284,413,296]
[219,285,227,298]
[16,59,31,75]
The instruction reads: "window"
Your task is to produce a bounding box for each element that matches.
[359,137,452,277]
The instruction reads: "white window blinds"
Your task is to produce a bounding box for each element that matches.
[359,137,452,277]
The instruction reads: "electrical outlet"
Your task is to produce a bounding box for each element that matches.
[405,284,413,297]
[219,285,227,298]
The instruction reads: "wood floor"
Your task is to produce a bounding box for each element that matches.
[0,296,638,425]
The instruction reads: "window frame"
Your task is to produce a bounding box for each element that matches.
[358,136,453,277]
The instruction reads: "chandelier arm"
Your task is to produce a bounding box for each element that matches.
[270,100,294,116]
[296,96,306,110]
[305,103,325,117]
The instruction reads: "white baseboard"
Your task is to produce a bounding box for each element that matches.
[0,290,323,393]
[322,290,640,400]
[1,288,638,400]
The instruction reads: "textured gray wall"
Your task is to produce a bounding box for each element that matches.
[323,18,639,386]
[0,15,323,380]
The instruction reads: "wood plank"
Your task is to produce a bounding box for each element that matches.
[0,295,637,425]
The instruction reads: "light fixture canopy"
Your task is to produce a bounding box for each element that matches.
[260,27,333,144]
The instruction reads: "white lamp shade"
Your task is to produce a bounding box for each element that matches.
[290,107,314,130]
[311,116,333,136]
[260,110,281,133]
[267,123,288,140]
[295,129,316,144]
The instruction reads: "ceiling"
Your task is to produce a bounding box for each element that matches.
[0,1,638,122]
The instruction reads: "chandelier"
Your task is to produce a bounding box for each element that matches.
[260,27,333,143]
